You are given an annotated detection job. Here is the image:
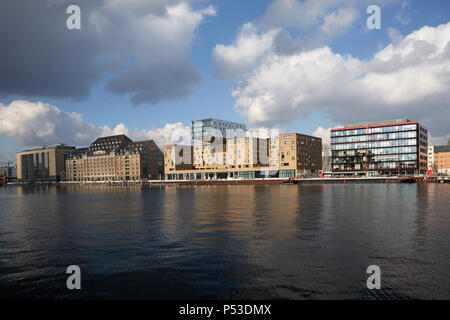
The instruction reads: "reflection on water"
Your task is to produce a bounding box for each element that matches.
[0,184,449,299]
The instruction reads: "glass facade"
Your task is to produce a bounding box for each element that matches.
[331,121,428,176]
[21,152,50,180]
[191,119,246,140]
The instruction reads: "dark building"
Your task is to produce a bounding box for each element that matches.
[331,119,428,176]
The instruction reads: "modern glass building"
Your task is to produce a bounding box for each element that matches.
[331,119,428,176]
[191,119,246,141]
[16,144,76,182]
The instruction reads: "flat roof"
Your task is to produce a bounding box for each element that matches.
[191,118,246,125]
[435,145,450,153]
[344,119,410,128]
[332,119,418,131]
[19,144,76,152]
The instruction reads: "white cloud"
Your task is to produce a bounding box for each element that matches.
[0,100,190,149]
[313,126,333,146]
[232,22,450,138]
[261,0,336,29]
[0,1,216,105]
[213,0,393,79]
[212,23,280,78]
[94,1,216,105]
[395,1,412,25]
[387,27,403,44]
[260,0,397,29]
[320,7,358,36]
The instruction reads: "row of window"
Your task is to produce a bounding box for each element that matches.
[331,124,417,137]
[333,161,417,170]
[332,146,417,157]
[332,153,417,164]
[331,131,417,143]
[331,138,417,150]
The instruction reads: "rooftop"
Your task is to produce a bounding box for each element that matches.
[435,145,450,153]
[343,119,411,129]
[19,143,76,152]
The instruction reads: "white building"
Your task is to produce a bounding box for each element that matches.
[428,145,435,172]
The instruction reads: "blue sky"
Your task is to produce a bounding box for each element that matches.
[1,0,450,163]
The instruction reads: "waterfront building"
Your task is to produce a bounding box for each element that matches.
[331,119,428,176]
[16,144,76,182]
[428,146,435,173]
[0,165,17,179]
[433,145,450,175]
[65,135,163,182]
[191,118,246,142]
[164,132,322,180]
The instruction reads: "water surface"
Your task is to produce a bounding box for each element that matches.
[0,184,449,299]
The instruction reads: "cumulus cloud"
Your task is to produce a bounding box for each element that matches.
[0,0,215,105]
[312,126,333,146]
[387,27,403,44]
[0,100,190,149]
[232,22,450,137]
[213,0,392,79]
[212,23,280,79]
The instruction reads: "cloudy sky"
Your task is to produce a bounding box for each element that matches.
[1,0,449,164]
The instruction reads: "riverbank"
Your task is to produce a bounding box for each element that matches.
[6,175,450,186]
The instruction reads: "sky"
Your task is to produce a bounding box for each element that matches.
[1,0,450,164]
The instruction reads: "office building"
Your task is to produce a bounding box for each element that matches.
[331,119,428,176]
[433,145,450,175]
[164,132,322,180]
[0,165,17,179]
[65,135,163,182]
[428,146,435,173]
[191,118,246,141]
[16,144,76,182]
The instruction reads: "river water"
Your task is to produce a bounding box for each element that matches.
[0,183,449,299]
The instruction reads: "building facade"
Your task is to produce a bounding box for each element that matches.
[65,135,163,182]
[433,145,450,175]
[331,119,428,176]
[427,146,435,172]
[164,132,322,180]
[191,118,246,141]
[16,144,76,182]
[0,165,17,180]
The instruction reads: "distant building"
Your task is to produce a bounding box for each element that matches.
[191,118,246,142]
[0,165,17,179]
[331,119,428,176]
[433,145,450,175]
[65,135,163,182]
[16,144,76,182]
[428,146,435,173]
[164,132,322,180]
